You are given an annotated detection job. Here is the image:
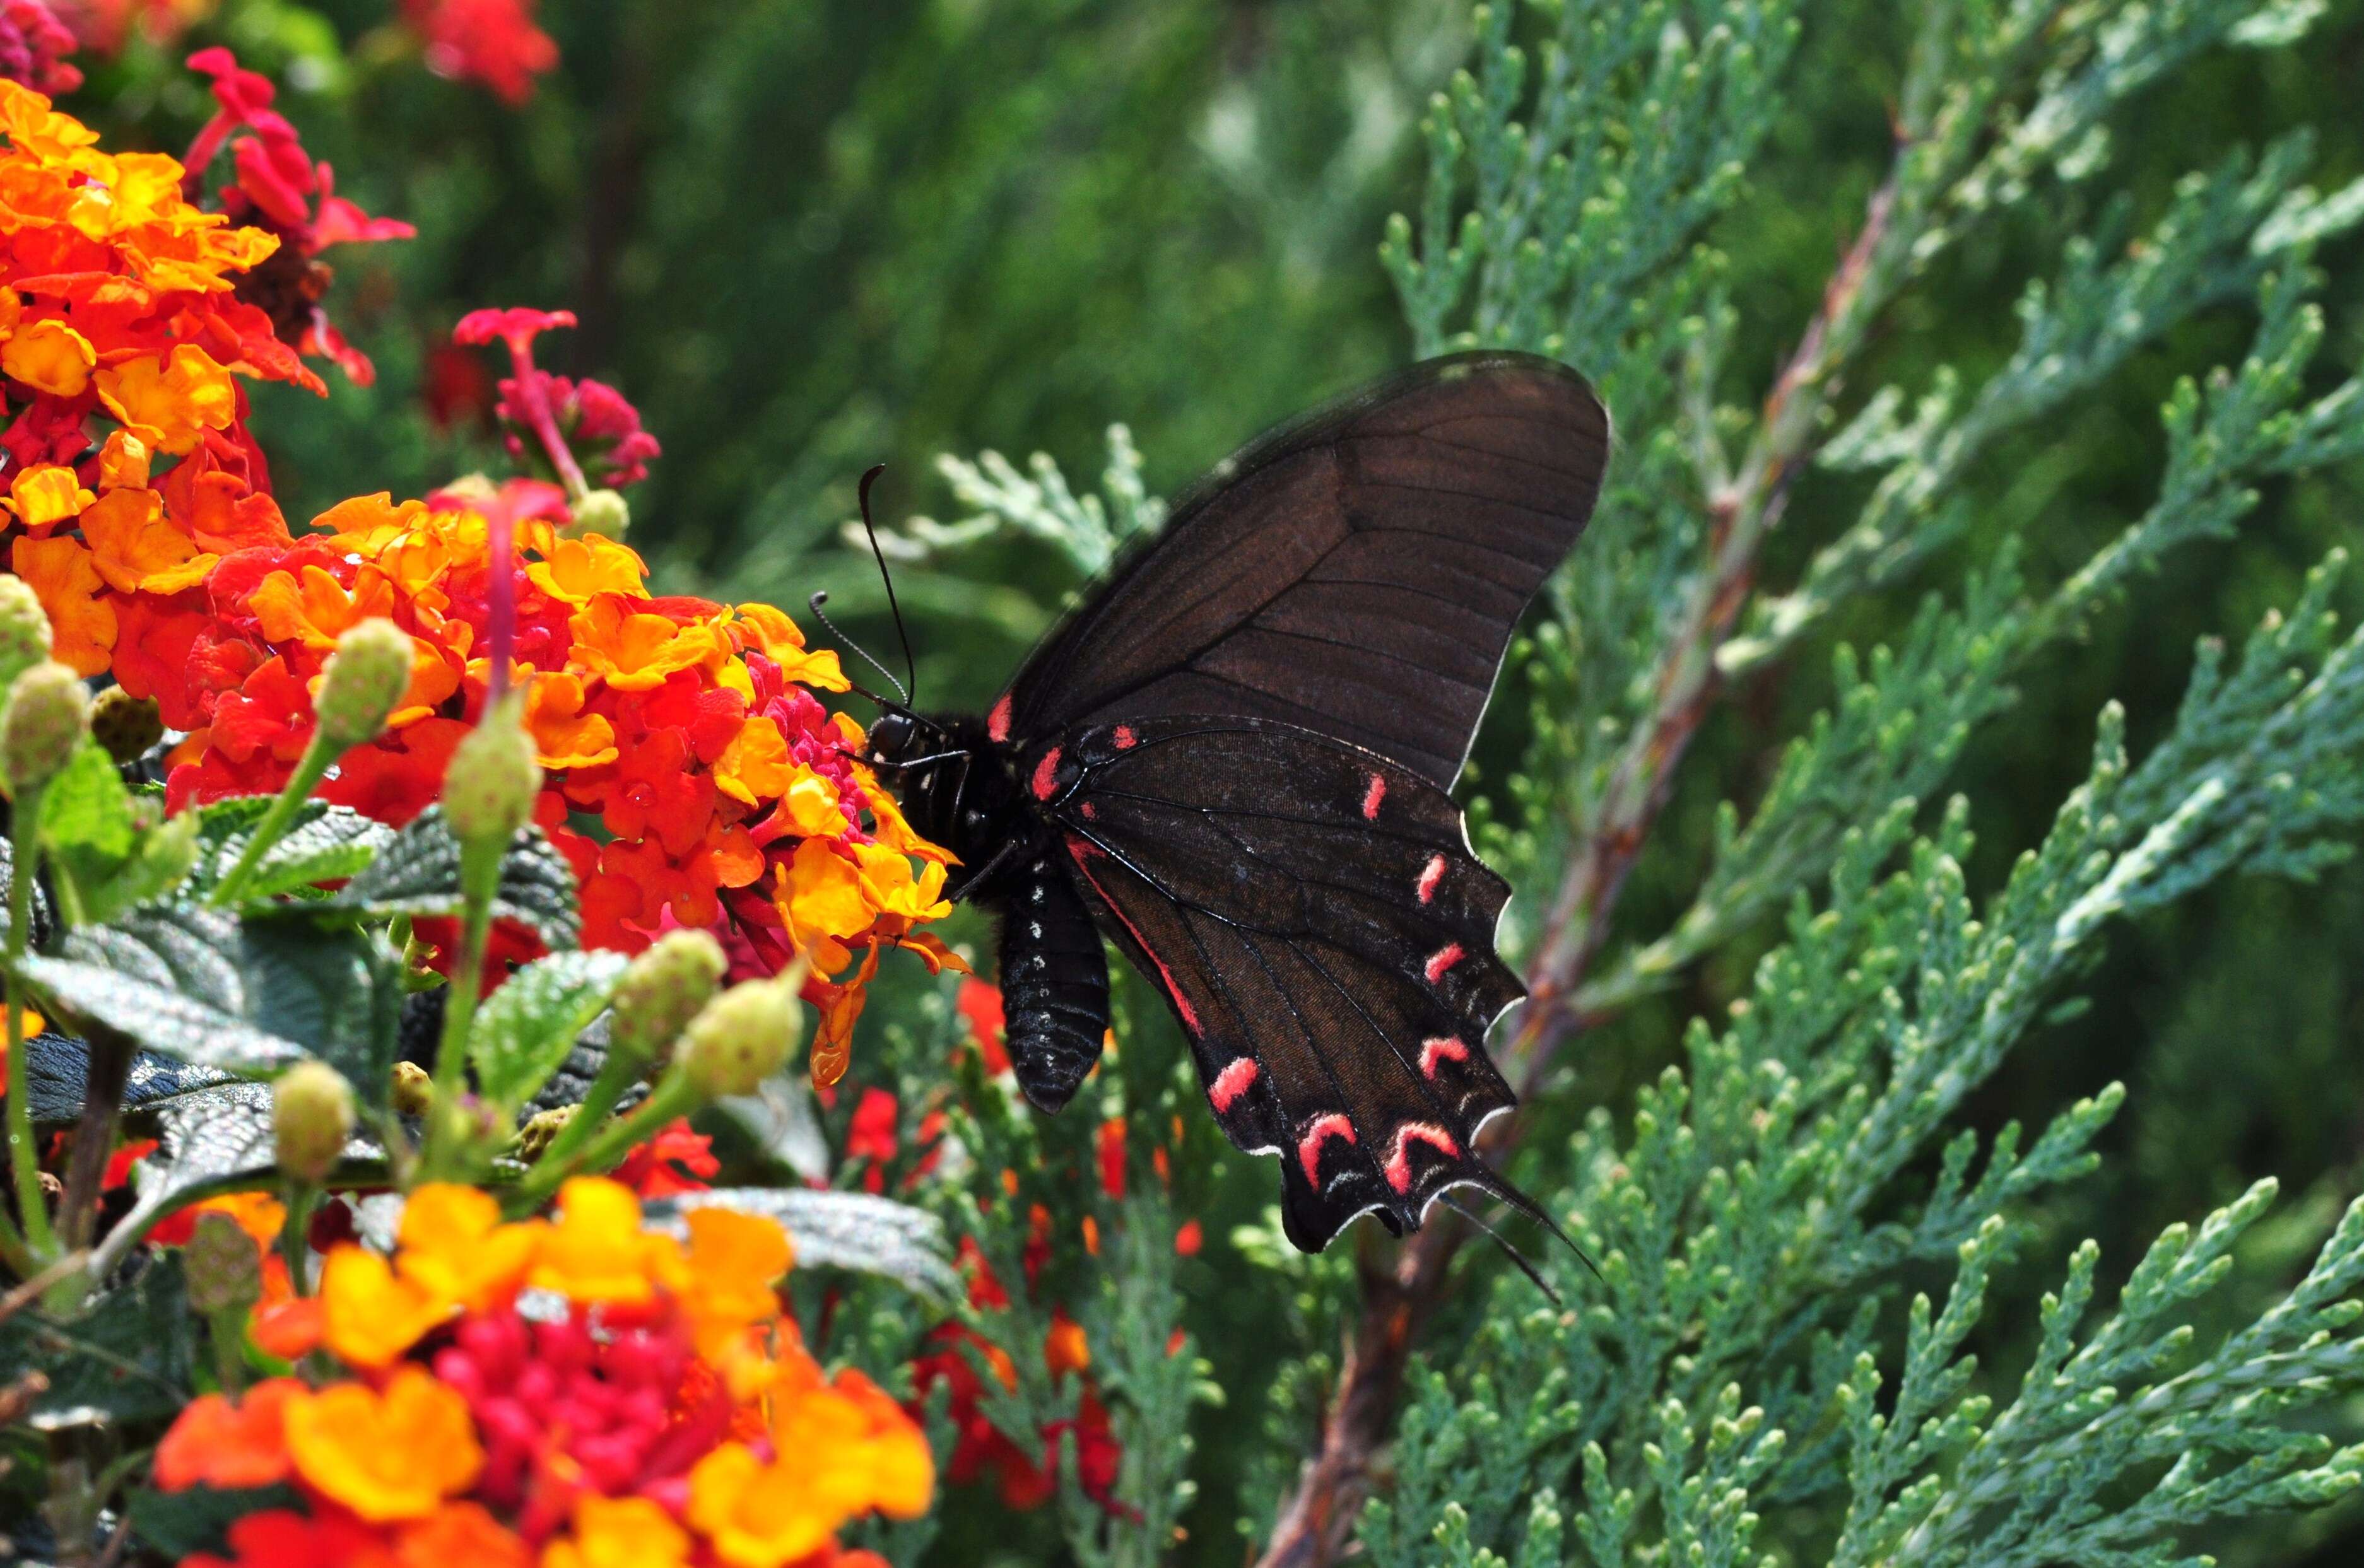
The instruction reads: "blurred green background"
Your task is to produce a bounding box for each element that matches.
[61,0,2364,1556]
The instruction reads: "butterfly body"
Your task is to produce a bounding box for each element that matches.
[864,352,1609,1251]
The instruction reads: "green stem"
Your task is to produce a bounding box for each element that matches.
[6,785,57,1263]
[521,1046,643,1177]
[204,1305,248,1396]
[279,1183,317,1296]
[505,1073,695,1215]
[418,840,500,1178]
[208,735,339,907]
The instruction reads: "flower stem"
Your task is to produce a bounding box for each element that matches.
[209,737,338,907]
[6,786,57,1264]
[419,839,500,1179]
[279,1181,317,1296]
[507,1072,695,1215]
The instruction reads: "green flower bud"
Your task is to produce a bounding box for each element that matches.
[678,976,805,1098]
[90,687,164,766]
[273,1060,355,1184]
[390,1060,435,1117]
[611,929,728,1067]
[0,576,52,694]
[315,619,415,751]
[184,1210,263,1316]
[2,662,88,797]
[515,1104,577,1160]
[566,488,631,540]
[442,694,542,847]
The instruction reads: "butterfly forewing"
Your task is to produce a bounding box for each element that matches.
[1041,718,1527,1249]
[999,354,1610,790]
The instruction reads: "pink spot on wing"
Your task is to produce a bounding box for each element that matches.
[1424,944,1465,984]
[1384,1123,1461,1194]
[1114,725,1137,750]
[1416,855,1447,904]
[987,693,1013,743]
[1081,802,1096,819]
[1209,1057,1259,1113]
[1419,1036,1469,1079]
[1066,840,1201,1036]
[1032,746,1063,802]
[1297,1114,1357,1185]
[1361,773,1387,821]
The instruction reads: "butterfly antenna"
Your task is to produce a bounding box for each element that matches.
[1439,1192,1561,1305]
[808,590,910,707]
[856,464,920,711]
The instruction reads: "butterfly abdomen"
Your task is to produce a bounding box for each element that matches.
[987,837,1111,1114]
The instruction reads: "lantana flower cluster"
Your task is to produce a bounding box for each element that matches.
[0,74,953,1060]
[156,1179,930,1568]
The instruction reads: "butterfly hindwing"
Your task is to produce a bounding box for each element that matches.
[1037,717,1526,1250]
[999,352,1609,790]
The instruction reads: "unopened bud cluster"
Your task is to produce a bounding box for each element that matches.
[0,576,50,693]
[679,974,806,1097]
[3,662,87,797]
[274,1060,356,1183]
[315,619,415,751]
[443,694,542,846]
[611,929,727,1067]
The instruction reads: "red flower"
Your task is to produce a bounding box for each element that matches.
[956,979,1009,1075]
[1095,1118,1126,1202]
[613,1120,719,1198]
[401,0,559,106]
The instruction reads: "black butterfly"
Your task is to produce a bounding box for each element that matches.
[854,351,1608,1252]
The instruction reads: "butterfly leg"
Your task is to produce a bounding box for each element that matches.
[997,852,1110,1115]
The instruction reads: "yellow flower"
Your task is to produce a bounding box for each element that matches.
[319,1245,452,1369]
[568,594,727,691]
[78,486,217,595]
[687,1372,933,1568]
[395,1184,543,1313]
[1,319,96,397]
[543,1495,690,1568]
[714,717,792,808]
[95,345,239,455]
[524,670,618,768]
[4,464,93,531]
[853,841,951,923]
[528,1177,686,1306]
[681,1207,793,1346]
[777,839,875,971]
[526,534,647,606]
[283,1366,483,1524]
[253,564,399,650]
[96,431,151,491]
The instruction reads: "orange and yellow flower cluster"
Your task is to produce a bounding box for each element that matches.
[0,76,952,1056]
[156,1179,930,1568]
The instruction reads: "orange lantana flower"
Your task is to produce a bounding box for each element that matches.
[152,1378,303,1491]
[283,1366,484,1524]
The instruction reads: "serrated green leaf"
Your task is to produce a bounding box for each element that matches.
[0,831,52,947]
[18,1030,232,1126]
[0,1253,197,1426]
[655,1188,957,1299]
[332,806,580,949]
[13,951,310,1074]
[78,806,203,925]
[38,741,135,861]
[211,804,394,902]
[238,913,404,1107]
[470,949,628,1108]
[62,903,242,1008]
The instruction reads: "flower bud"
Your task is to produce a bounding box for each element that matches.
[611,929,727,1067]
[315,619,415,751]
[184,1209,263,1316]
[0,576,51,694]
[273,1060,355,1184]
[184,1206,266,1314]
[678,976,805,1098]
[565,488,630,540]
[90,687,163,766]
[3,661,88,796]
[442,694,541,847]
[389,1060,434,1118]
[515,1104,576,1160]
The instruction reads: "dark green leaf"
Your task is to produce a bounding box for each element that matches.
[77,807,203,925]
[63,904,241,1009]
[469,949,628,1108]
[17,1031,231,1127]
[0,1253,197,1427]
[238,913,404,1106]
[128,1483,306,1558]
[654,1189,957,1299]
[332,807,579,949]
[0,828,55,949]
[13,952,309,1075]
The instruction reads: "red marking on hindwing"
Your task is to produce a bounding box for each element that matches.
[1416,855,1447,904]
[1209,1058,1259,1113]
[1419,1036,1469,1079]
[1113,725,1137,749]
[1066,841,1201,1036]
[1384,1123,1461,1194]
[1081,802,1096,819]
[1031,746,1063,802]
[987,693,1013,743]
[1424,944,1466,984]
[1297,1114,1357,1185]
[1361,773,1387,820]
